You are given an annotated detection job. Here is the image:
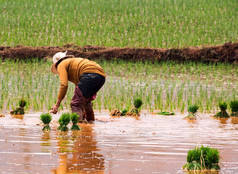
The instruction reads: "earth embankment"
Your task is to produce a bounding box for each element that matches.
[0,42,238,63]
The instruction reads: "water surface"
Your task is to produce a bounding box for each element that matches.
[0,112,238,174]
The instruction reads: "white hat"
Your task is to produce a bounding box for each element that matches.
[51,51,67,74]
[52,51,67,64]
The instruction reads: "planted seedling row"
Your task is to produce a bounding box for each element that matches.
[40,112,81,132]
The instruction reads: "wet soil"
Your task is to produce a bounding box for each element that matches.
[1,42,238,63]
[0,112,238,174]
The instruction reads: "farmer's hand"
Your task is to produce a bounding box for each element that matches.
[50,104,59,114]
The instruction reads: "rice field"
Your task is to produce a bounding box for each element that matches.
[0,0,237,48]
[0,59,237,114]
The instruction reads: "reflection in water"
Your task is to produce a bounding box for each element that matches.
[186,171,219,174]
[218,118,229,124]
[19,128,31,171]
[52,124,104,174]
[41,131,51,152]
[231,117,238,124]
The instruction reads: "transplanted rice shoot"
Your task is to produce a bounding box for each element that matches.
[10,99,27,115]
[215,102,229,118]
[19,99,27,108]
[157,111,175,116]
[188,105,199,116]
[230,100,238,117]
[40,113,52,131]
[183,146,220,171]
[121,109,128,116]
[184,104,199,120]
[134,98,143,109]
[70,113,80,130]
[58,113,71,131]
[129,98,143,115]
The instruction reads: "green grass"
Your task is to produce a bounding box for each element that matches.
[0,0,237,48]
[0,59,238,113]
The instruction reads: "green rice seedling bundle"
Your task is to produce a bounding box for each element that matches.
[110,98,143,117]
[157,111,175,116]
[184,104,199,120]
[183,146,220,171]
[188,105,199,116]
[40,113,52,131]
[127,98,143,116]
[70,113,80,130]
[214,102,229,118]
[230,100,238,117]
[121,109,128,116]
[10,99,27,115]
[58,113,71,131]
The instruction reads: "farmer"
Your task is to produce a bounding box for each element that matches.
[50,51,106,122]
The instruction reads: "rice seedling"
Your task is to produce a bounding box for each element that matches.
[188,105,199,116]
[214,102,229,118]
[19,99,27,108]
[230,100,238,117]
[10,99,27,115]
[40,113,52,131]
[110,98,143,116]
[157,112,175,116]
[184,104,199,120]
[127,98,143,116]
[70,113,80,130]
[121,109,128,116]
[183,146,220,171]
[58,113,71,131]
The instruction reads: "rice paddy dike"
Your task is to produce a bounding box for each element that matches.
[0,42,238,63]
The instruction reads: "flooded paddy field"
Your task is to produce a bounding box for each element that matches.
[0,112,238,174]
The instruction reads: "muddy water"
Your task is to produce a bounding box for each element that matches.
[0,112,238,174]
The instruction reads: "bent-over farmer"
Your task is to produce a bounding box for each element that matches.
[50,51,106,122]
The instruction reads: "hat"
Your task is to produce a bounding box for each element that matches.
[51,51,67,74]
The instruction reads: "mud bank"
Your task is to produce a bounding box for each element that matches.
[1,42,238,63]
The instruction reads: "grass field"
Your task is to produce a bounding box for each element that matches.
[0,59,237,113]
[0,0,237,48]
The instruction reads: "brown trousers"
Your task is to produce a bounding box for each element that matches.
[70,86,95,121]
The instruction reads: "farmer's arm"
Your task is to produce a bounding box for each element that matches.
[51,65,68,113]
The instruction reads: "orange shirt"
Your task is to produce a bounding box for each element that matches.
[57,58,106,101]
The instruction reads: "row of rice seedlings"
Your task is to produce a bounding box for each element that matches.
[40,112,80,131]
[0,0,237,47]
[213,100,238,118]
[0,60,238,113]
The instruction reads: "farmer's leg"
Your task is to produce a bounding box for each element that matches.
[78,73,106,122]
[70,85,87,120]
[85,101,95,122]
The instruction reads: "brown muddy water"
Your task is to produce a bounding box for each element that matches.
[0,112,238,174]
